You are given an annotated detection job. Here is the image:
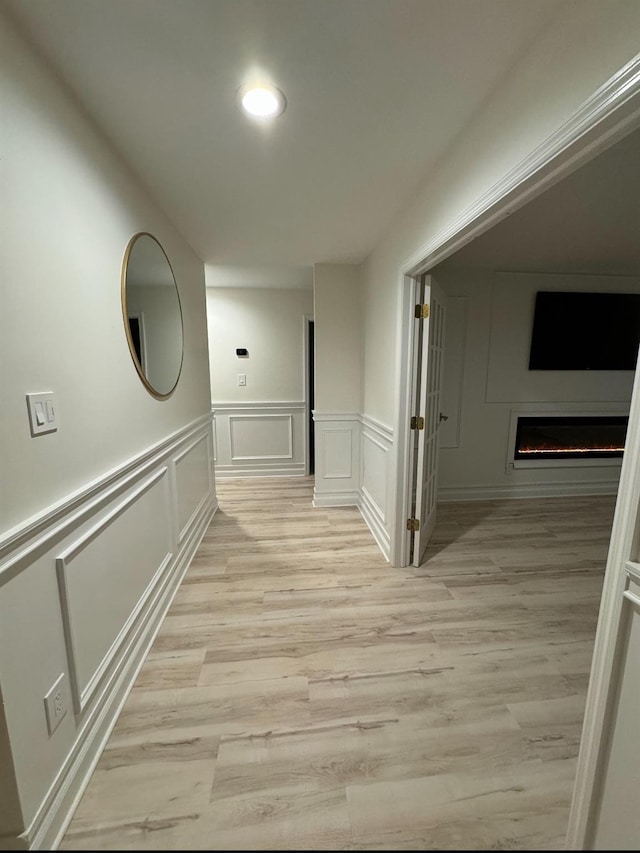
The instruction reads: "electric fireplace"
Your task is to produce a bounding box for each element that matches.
[514,415,628,462]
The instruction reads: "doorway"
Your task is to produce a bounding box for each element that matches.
[305,316,315,475]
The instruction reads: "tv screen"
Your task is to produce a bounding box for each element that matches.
[528,291,640,370]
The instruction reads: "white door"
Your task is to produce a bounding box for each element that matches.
[411,274,447,567]
[567,351,640,848]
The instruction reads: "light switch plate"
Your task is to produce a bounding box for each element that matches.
[26,392,58,436]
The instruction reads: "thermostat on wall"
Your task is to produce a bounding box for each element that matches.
[236,348,248,357]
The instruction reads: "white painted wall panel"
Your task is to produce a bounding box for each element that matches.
[212,403,305,477]
[313,415,360,506]
[323,429,353,479]
[230,415,292,460]
[174,434,213,538]
[359,415,393,562]
[362,432,388,522]
[57,470,172,710]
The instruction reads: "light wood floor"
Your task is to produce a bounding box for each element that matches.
[59,477,616,850]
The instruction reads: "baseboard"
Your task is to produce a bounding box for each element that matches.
[31,495,217,851]
[215,464,306,478]
[438,480,620,502]
[313,489,360,507]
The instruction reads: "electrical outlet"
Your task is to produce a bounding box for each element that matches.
[44,673,67,735]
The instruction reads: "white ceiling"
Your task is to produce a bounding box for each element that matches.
[5,0,569,276]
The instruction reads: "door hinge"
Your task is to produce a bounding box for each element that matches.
[410,416,425,430]
[406,518,420,532]
[415,303,429,319]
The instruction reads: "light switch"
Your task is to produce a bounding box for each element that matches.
[238,373,246,386]
[26,392,58,436]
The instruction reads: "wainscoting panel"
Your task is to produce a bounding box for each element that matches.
[313,413,360,506]
[230,414,292,460]
[212,402,305,477]
[56,469,173,714]
[174,433,214,541]
[0,414,217,851]
[360,415,393,561]
[323,429,353,478]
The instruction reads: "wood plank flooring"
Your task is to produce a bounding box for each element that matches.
[59,477,616,850]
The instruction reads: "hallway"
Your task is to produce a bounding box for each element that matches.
[59,477,615,850]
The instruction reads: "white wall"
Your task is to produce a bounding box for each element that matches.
[361,0,640,429]
[313,264,363,413]
[207,286,312,402]
[0,11,216,848]
[312,265,367,507]
[206,286,313,476]
[434,269,640,499]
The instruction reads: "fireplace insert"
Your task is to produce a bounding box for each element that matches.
[514,415,628,461]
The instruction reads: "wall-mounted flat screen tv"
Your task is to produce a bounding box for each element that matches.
[529,291,640,370]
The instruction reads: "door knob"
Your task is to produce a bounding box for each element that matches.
[439,413,448,422]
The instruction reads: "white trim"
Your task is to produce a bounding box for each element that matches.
[312,490,360,507]
[359,412,394,442]
[393,57,640,571]
[625,560,640,584]
[214,464,306,479]
[313,411,360,422]
[211,401,305,411]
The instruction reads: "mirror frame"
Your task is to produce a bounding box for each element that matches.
[121,231,184,400]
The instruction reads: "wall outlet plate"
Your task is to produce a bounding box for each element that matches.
[43,673,67,735]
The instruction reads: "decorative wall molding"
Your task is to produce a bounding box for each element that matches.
[55,468,172,715]
[212,402,305,477]
[0,415,217,851]
[0,413,213,586]
[359,414,393,561]
[229,414,293,460]
[312,413,360,507]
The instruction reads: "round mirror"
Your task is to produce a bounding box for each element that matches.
[121,232,184,398]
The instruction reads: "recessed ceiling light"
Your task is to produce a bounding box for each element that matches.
[239,84,286,119]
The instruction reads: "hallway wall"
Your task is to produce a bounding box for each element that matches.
[206,285,313,476]
[0,11,215,848]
